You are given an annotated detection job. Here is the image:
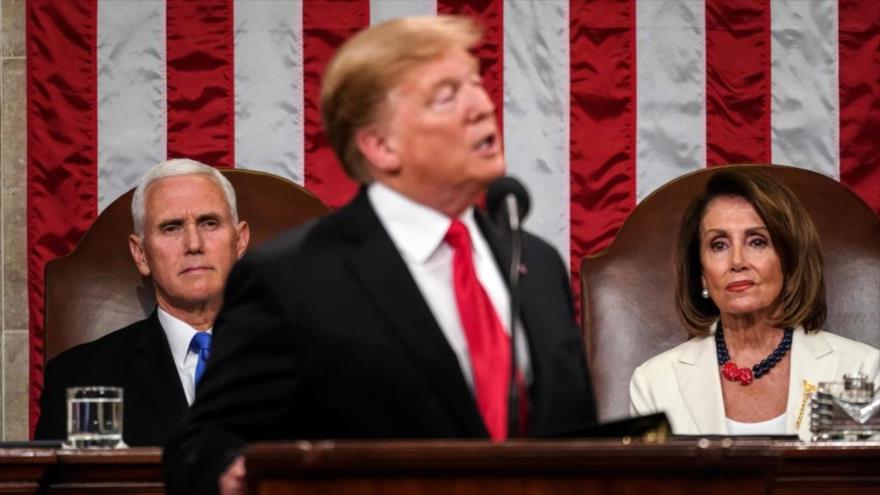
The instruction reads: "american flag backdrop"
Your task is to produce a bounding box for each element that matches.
[26,0,880,432]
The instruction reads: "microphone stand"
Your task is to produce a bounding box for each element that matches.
[504,195,524,438]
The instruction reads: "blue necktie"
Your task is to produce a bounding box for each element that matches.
[189,332,212,387]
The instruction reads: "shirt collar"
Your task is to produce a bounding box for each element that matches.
[368,182,481,265]
[157,307,212,365]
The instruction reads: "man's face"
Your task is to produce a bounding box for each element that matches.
[129,174,248,316]
[375,47,505,213]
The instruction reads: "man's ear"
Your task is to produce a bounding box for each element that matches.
[355,125,401,175]
[235,221,250,259]
[129,234,151,277]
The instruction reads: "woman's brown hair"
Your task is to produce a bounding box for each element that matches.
[675,167,826,337]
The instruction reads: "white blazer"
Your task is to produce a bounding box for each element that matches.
[630,326,880,439]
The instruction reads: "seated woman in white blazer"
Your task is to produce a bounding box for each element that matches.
[630,168,879,438]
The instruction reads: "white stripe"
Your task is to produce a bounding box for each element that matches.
[635,0,706,202]
[234,0,304,183]
[370,0,437,25]
[770,0,839,179]
[503,0,570,265]
[97,0,166,211]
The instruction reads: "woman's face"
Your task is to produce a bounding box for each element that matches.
[699,195,784,320]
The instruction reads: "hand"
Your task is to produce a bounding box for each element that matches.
[219,455,246,495]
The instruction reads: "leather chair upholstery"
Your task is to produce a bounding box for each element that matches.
[44,169,332,362]
[580,164,880,421]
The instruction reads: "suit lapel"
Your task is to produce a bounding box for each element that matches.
[131,311,189,434]
[673,336,727,434]
[786,327,836,435]
[342,191,487,436]
[474,213,543,388]
[473,211,513,283]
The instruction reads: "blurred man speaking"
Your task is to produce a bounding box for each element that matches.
[165,16,595,494]
[35,159,249,446]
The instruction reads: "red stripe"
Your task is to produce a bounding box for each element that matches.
[26,0,98,436]
[705,0,771,166]
[438,0,504,133]
[839,0,880,214]
[166,0,235,168]
[569,1,637,279]
[302,0,369,209]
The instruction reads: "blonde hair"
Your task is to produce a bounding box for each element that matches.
[321,15,483,183]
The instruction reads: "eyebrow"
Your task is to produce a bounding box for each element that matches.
[426,59,480,94]
[427,78,459,95]
[197,213,222,223]
[703,226,770,236]
[156,213,223,230]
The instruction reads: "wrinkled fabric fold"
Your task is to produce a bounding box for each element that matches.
[839,0,880,214]
[27,0,99,435]
[234,0,303,182]
[166,0,235,168]
[706,0,771,166]
[302,0,368,209]
[569,0,636,264]
[97,0,166,210]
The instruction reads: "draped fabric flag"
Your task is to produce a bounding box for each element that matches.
[26,0,880,432]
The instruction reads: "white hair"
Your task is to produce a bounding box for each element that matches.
[131,158,238,237]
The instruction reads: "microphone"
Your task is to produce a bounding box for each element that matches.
[487,177,530,232]
[486,176,531,439]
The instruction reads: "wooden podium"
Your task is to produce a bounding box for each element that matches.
[2,440,878,493]
[244,439,880,495]
[0,447,163,494]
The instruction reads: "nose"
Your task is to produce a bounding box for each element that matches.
[730,243,746,272]
[183,223,205,254]
[466,82,495,122]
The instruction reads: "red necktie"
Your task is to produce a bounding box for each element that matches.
[445,220,510,441]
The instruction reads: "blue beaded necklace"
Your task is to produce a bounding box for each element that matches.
[715,322,793,386]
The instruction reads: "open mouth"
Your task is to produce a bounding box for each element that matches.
[474,132,497,152]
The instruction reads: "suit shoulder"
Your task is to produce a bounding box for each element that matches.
[522,230,561,257]
[815,330,878,354]
[633,335,711,377]
[48,318,150,367]
[812,330,880,367]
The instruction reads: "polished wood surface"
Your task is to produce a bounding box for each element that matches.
[3,441,878,494]
[0,447,162,494]
[0,448,53,494]
[244,439,880,495]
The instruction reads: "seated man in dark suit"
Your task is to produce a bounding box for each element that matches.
[164,15,596,494]
[35,158,250,446]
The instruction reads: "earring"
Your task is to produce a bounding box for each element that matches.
[701,288,709,299]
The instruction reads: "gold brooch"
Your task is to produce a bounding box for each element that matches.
[795,380,818,430]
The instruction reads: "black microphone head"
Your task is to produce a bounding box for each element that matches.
[486,176,531,224]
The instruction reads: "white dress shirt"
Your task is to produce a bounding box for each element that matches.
[158,308,212,405]
[367,182,531,391]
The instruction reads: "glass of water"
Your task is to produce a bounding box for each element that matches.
[65,386,125,449]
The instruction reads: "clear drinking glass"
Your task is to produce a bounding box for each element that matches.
[65,386,126,448]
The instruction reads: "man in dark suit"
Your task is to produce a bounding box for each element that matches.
[165,15,596,494]
[35,159,250,446]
